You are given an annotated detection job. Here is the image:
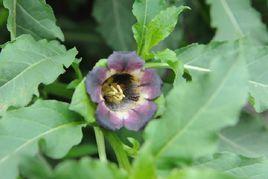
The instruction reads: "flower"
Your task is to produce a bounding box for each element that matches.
[86,52,162,131]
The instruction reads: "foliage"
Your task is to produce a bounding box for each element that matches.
[0,100,85,179]
[3,0,64,40]
[0,0,267,178]
[93,0,135,51]
[0,35,77,115]
[206,0,268,44]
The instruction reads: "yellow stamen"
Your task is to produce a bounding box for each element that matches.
[103,83,125,103]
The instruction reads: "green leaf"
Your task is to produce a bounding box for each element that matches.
[0,6,8,27]
[218,115,268,159]
[145,41,248,167]
[53,157,127,179]
[19,155,53,179]
[153,94,166,118]
[133,6,188,59]
[153,26,183,51]
[123,137,140,158]
[3,0,64,41]
[65,144,98,159]
[245,46,268,112]
[0,100,85,179]
[129,146,156,179]
[69,79,96,123]
[67,79,81,90]
[176,42,268,112]
[168,168,236,179]
[153,48,183,79]
[93,0,135,50]
[206,0,268,44]
[198,152,268,179]
[132,0,166,24]
[94,58,107,68]
[0,35,77,115]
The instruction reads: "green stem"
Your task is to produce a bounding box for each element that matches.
[72,63,83,80]
[105,131,131,172]
[93,127,107,163]
[145,62,170,69]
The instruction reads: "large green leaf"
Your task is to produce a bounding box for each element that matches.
[145,41,248,167]
[0,35,77,115]
[218,115,268,159]
[93,0,135,51]
[176,42,268,112]
[206,0,268,44]
[53,157,127,179]
[133,6,188,59]
[198,152,268,179]
[3,0,64,41]
[0,100,85,179]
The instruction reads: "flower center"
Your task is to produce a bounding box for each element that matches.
[102,83,125,103]
[101,73,140,111]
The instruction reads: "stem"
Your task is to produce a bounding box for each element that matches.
[72,63,83,80]
[105,131,131,172]
[93,127,107,163]
[145,62,170,69]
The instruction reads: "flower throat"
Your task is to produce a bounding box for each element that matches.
[102,82,125,103]
[101,73,140,107]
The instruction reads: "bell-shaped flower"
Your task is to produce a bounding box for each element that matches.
[86,52,162,131]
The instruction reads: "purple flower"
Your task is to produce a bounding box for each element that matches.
[86,52,162,131]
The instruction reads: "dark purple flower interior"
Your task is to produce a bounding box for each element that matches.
[101,73,140,111]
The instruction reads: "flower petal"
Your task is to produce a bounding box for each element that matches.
[140,69,162,99]
[86,67,108,102]
[96,102,123,131]
[123,100,157,131]
[107,51,144,72]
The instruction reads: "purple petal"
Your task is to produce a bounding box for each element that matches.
[140,69,162,99]
[124,100,157,131]
[85,67,108,102]
[96,102,123,131]
[107,51,144,72]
